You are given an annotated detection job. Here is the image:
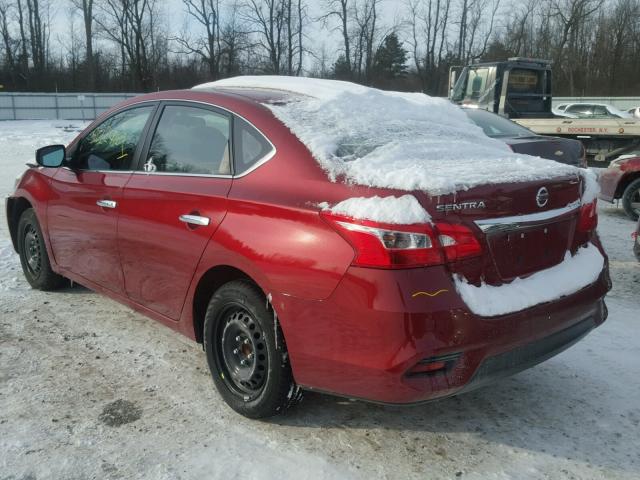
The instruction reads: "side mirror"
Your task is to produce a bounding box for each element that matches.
[36,144,66,168]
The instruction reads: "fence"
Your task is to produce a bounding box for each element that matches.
[0,92,141,121]
[1,92,639,121]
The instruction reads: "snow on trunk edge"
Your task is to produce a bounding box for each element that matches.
[454,243,605,317]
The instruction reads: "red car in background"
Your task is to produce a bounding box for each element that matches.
[599,155,640,220]
[6,80,610,418]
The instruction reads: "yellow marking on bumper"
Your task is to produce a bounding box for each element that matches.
[412,289,449,298]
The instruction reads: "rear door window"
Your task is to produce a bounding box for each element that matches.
[233,117,274,175]
[143,105,231,175]
[593,105,608,116]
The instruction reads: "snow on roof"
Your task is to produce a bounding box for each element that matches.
[194,76,582,195]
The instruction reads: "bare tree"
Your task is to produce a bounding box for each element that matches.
[173,0,222,78]
[320,0,351,76]
[242,0,284,73]
[70,0,95,89]
[220,1,251,75]
[405,0,452,93]
[351,0,381,82]
[26,0,49,74]
[549,0,600,94]
[94,0,163,90]
[241,0,305,74]
[607,0,639,94]
[0,1,16,76]
[16,0,29,73]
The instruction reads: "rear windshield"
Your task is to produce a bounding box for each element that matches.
[465,108,534,138]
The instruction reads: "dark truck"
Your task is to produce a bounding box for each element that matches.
[449,57,640,163]
[450,57,553,119]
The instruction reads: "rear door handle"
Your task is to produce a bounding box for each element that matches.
[179,214,210,226]
[96,199,117,209]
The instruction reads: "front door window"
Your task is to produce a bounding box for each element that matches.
[75,106,154,171]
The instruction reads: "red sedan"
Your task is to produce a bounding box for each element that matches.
[6,79,610,418]
[598,155,640,220]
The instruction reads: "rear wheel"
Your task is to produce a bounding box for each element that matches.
[203,280,301,418]
[17,208,65,290]
[622,178,640,221]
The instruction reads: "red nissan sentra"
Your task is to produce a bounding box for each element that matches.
[6,77,610,418]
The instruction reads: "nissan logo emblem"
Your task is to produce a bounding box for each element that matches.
[536,187,549,208]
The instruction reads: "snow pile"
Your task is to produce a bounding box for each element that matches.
[454,243,605,317]
[322,195,431,224]
[196,76,581,195]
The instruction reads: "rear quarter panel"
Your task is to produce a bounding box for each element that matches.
[195,121,358,301]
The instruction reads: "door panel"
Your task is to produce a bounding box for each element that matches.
[118,175,231,319]
[118,103,233,320]
[47,170,130,293]
[46,105,156,294]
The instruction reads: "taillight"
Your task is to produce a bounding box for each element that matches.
[435,223,483,262]
[321,213,482,269]
[578,200,598,233]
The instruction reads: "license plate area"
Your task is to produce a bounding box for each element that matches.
[486,219,573,281]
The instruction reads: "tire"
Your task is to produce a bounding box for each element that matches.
[17,208,65,291]
[203,280,302,418]
[622,178,640,221]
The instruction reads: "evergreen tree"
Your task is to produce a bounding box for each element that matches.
[371,33,408,86]
[333,54,352,80]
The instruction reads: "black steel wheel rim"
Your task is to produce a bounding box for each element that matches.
[23,224,42,277]
[216,305,268,397]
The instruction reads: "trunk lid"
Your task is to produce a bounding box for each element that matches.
[418,175,583,284]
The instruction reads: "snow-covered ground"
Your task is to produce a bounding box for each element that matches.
[0,120,639,479]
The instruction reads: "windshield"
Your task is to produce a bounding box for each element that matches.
[464,108,534,138]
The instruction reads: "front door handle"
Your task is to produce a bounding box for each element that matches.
[96,199,117,209]
[179,214,210,227]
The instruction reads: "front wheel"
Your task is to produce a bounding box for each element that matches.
[203,281,301,418]
[17,208,65,291]
[622,178,640,221]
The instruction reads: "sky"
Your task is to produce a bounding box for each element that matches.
[50,0,407,67]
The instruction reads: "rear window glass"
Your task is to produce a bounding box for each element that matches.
[465,109,534,138]
[508,69,541,93]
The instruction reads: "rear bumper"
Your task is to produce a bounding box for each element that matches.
[279,260,611,405]
[461,311,599,394]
